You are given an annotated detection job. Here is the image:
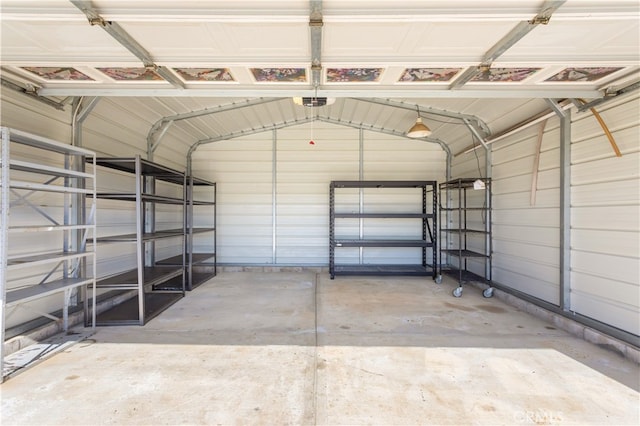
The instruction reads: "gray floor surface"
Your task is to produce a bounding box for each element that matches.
[1,272,639,425]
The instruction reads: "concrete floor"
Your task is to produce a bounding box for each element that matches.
[1,272,639,425]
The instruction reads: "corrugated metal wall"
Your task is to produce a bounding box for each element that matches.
[192,121,446,266]
[456,91,639,336]
[490,117,561,304]
[570,93,639,335]
[2,87,638,338]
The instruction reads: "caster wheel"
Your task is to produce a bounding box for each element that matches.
[435,275,443,284]
[483,287,494,298]
[452,287,463,298]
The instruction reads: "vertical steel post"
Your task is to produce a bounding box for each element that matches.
[272,129,277,264]
[359,129,364,264]
[546,99,572,310]
[135,156,145,324]
[559,109,572,310]
[1,127,11,381]
[485,147,493,282]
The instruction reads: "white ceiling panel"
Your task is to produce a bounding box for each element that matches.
[0,20,132,62]
[411,21,520,62]
[218,22,309,60]
[116,22,227,61]
[502,19,640,63]
[1,0,638,154]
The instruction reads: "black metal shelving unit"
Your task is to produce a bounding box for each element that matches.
[439,177,493,298]
[156,176,216,290]
[90,156,186,325]
[329,180,438,280]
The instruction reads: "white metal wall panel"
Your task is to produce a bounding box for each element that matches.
[451,149,486,179]
[276,122,359,265]
[485,117,561,304]
[83,99,186,172]
[0,89,71,142]
[360,134,445,265]
[192,123,447,266]
[570,93,640,335]
[192,134,274,265]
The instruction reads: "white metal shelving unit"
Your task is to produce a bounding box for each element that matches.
[1,127,97,381]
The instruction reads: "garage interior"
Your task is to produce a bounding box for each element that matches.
[1,0,639,424]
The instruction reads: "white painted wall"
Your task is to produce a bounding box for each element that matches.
[2,87,638,338]
[453,91,639,336]
[490,118,561,304]
[192,122,446,266]
[570,93,639,335]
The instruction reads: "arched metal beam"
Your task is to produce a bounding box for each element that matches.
[146,97,282,160]
[351,97,491,137]
[186,114,452,180]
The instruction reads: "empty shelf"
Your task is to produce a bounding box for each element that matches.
[7,160,94,179]
[333,264,434,276]
[97,229,184,243]
[331,180,437,188]
[334,239,433,247]
[441,249,489,258]
[96,266,183,289]
[95,292,183,325]
[6,277,94,306]
[95,193,184,204]
[334,213,433,219]
[8,251,94,269]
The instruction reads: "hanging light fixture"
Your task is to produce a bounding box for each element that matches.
[406,105,432,138]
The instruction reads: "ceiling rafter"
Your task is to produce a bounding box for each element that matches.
[450,0,567,90]
[69,0,184,89]
[309,0,323,88]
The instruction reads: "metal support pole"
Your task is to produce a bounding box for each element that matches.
[359,128,364,264]
[485,147,493,283]
[272,129,277,264]
[559,108,572,310]
[1,127,11,382]
[546,98,571,309]
[134,156,145,325]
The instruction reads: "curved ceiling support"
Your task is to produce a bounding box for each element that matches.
[186,114,452,175]
[463,118,488,150]
[71,96,100,148]
[353,97,491,137]
[147,97,282,160]
[450,0,566,90]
